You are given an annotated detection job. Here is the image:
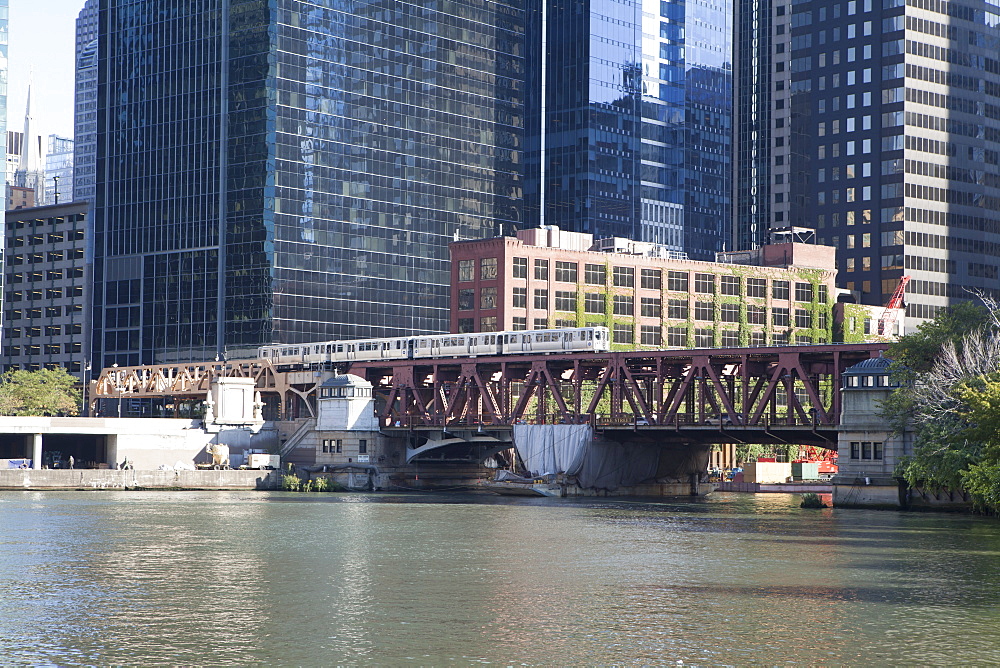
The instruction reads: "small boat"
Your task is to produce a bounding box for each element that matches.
[479,470,565,497]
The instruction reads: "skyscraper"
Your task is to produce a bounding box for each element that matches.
[93,0,524,368]
[73,0,98,203]
[737,0,1000,320]
[0,0,6,204]
[44,135,74,205]
[525,0,733,261]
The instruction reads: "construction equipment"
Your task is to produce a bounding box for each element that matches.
[878,276,911,336]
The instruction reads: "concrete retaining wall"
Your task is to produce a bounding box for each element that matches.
[0,469,280,490]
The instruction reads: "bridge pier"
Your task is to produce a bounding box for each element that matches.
[31,433,41,470]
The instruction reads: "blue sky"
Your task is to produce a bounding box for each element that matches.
[9,0,80,140]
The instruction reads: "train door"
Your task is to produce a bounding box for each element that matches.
[407,339,416,359]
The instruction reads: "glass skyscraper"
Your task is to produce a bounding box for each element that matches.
[93,0,523,367]
[737,0,1000,321]
[525,0,733,261]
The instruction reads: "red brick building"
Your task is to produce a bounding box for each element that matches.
[450,227,842,349]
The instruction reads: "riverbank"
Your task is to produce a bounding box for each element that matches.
[716,480,832,493]
[0,469,280,490]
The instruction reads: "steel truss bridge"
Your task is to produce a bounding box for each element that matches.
[93,343,887,447]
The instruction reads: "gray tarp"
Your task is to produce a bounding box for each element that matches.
[512,425,661,490]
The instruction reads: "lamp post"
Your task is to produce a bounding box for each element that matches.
[52,175,60,204]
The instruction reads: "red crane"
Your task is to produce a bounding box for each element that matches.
[878,276,911,336]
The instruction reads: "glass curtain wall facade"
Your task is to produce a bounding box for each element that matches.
[73,0,98,203]
[779,0,1000,317]
[94,0,523,368]
[527,0,732,261]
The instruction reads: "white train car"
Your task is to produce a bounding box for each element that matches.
[258,326,611,366]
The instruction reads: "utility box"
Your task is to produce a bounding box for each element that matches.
[792,461,820,481]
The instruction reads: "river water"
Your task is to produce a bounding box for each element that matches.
[2,490,999,666]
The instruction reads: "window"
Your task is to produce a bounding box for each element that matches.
[512,317,527,330]
[795,309,811,328]
[70,286,83,298]
[534,259,549,281]
[667,271,688,291]
[747,305,766,325]
[874,442,883,460]
[721,304,739,323]
[612,266,634,287]
[555,291,576,311]
[512,257,527,278]
[585,264,606,285]
[480,316,497,331]
[458,318,474,333]
[555,261,578,283]
[721,330,739,347]
[613,324,633,344]
[46,288,63,299]
[480,287,497,309]
[584,293,605,314]
[555,319,575,328]
[45,306,61,317]
[640,326,662,346]
[46,270,63,281]
[512,287,527,308]
[44,344,61,355]
[695,301,714,321]
[667,327,687,347]
[862,442,872,459]
[613,295,633,316]
[750,331,765,347]
[667,299,688,319]
[772,307,790,327]
[44,325,62,336]
[818,285,828,303]
[641,269,661,290]
[335,440,343,453]
[747,278,766,298]
[721,275,741,296]
[458,260,474,282]
[458,289,474,310]
[695,329,713,347]
[851,441,860,459]
[533,289,548,310]
[640,297,661,318]
[69,324,83,335]
[694,273,715,294]
[480,257,497,280]
[772,280,790,300]
[794,282,813,302]
[533,318,549,330]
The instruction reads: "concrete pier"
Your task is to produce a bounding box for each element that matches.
[0,469,280,490]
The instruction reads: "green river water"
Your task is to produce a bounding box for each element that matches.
[2,490,999,666]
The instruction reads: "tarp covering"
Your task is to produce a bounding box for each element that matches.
[513,425,662,490]
[513,424,591,477]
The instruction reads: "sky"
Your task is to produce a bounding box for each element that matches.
[8,0,82,142]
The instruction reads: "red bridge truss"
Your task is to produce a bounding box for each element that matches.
[348,343,887,437]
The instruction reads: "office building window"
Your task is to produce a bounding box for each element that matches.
[458,260,474,282]
[534,259,549,281]
[667,271,689,291]
[555,261,578,283]
[512,257,527,278]
[613,266,634,288]
[721,276,741,296]
[584,293,605,314]
[480,316,497,332]
[512,317,527,330]
[613,295,633,316]
[747,278,766,298]
[512,287,527,308]
[667,327,687,347]
[773,280,790,300]
[640,326,661,346]
[695,273,715,294]
[480,258,498,280]
[721,304,739,323]
[795,282,813,302]
[533,289,548,309]
[695,301,714,321]
[613,324,633,344]
[458,289,474,310]
[773,307,790,327]
[640,298,661,318]
[585,264,606,285]
[480,287,497,309]
[555,291,576,311]
[641,269,661,290]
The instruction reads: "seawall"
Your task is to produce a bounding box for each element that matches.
[0,469,280,490]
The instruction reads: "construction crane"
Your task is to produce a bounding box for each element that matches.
[878,276,911,336]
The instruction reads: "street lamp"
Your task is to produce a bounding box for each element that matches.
[52,176,60,204]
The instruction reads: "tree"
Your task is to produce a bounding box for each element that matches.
[885,297,1000,512]
[886,300,992,375]
[0,368,82,417]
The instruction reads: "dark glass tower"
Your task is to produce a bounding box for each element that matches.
[93,0,524,367]
[737,0,1000,321]
[525,0,733,261]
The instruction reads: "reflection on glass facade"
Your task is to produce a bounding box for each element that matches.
[526,0,732,261]
[73,0,98,203]
[94,0,523,368]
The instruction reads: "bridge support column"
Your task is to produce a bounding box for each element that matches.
[106,434,119,469]
[31,433,42,470]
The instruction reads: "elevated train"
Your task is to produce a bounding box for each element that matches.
[258,326,611,366]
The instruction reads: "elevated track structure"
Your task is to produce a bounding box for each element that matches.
[93,343,887,447]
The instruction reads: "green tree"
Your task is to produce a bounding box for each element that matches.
[886,300,991,375]
[885,297,1000,512]
[0,368,82,416]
